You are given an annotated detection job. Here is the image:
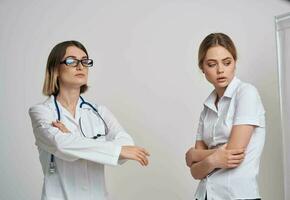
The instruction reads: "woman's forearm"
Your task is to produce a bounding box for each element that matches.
[186,148,216,167]
[191,149,216,163]
[190,156,215,180]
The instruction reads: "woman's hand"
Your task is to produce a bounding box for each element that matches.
[52,120,70,133]
[208,146,245,169]
[120,146,150,166]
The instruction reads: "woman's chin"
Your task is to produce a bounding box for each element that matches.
[67,81,87,89]
[214,81,229,88]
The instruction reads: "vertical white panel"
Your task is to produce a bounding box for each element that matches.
[276,12,290,200]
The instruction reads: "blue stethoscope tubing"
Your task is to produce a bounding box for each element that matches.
[49,95,108,173]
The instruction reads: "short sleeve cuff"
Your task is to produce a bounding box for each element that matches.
[233,115,265,128]
[195,133,203,141]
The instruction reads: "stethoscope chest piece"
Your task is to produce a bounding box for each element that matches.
[49,160,56,174]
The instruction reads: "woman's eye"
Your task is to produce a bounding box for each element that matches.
[66,58,76,65]
[208,63,216,67]
[224,61,231,66]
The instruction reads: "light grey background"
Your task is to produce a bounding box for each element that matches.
[0,0,289,199]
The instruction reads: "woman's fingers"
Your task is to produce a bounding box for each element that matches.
[142,148,150,156]
[137,151,149,166]
[229,148,245,155]
[52,121,69,133]
[227,152,245,167]
[52,121,61,129]
[227,163,240,168]
[137,151,148,160]
[230,153,245,160]
[135,148,149,166]
[120,146,150,166]
[228,158,244,164]
[130,151,146,166]
[136,154,147,166]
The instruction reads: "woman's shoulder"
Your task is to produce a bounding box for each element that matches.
[95,104,114,116]
[29,96,54,113]
[84,100,109,115]
[236,81,260,98]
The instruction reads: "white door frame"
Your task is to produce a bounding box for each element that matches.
[275,12,290,200]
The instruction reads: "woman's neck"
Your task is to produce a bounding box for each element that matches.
[214,87,226,109]
[215,87,226,99]
[57,86,80,117]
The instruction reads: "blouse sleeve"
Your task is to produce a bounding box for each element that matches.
[196,108,206,141]
[233,84,265,127]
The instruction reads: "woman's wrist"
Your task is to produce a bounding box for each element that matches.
[206,153,216,170]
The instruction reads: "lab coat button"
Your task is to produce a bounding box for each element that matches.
[82,186,88,190]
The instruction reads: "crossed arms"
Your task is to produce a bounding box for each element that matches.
[185,125,255,180]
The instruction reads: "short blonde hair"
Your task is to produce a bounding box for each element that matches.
[43,40,88,96]
[198,33,237,70]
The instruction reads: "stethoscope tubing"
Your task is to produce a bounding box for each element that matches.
[49,95,108,173]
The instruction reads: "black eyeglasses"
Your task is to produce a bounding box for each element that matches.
[60,57,93,67]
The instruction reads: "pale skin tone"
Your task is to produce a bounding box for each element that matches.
[52,46,150,166]
[185,45,255,179]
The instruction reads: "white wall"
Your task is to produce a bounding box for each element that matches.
[0,0,289,199]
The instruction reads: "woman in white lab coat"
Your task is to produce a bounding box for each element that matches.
[29,40,150,200]
[185,33,265,200]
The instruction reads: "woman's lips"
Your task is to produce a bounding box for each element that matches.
[217,77,227,82]
[75,74,85,77]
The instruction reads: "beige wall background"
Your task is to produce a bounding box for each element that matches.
[0,0,289,199]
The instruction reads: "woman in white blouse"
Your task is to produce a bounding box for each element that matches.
[29,40,150,200]
[185,33,265,200]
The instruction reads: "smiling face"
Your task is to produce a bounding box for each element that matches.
[58,46,89,90]
[202,45,236,96]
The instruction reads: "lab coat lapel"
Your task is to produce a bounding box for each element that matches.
[46,96,82,126]
[61,98,82,125]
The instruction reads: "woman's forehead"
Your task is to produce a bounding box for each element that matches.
[64,46,87,58]
[205,46,233,61]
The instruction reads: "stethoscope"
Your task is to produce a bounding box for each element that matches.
[49,95,109,174]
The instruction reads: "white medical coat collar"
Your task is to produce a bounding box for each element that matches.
[46,95,84,123]
[203,76,241,112]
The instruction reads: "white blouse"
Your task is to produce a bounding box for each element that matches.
[194,77,265,200]
[29,96,134,200]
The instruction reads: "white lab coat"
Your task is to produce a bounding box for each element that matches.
[29,96,134,200]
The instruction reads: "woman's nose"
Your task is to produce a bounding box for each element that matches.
[217,64,224,74]
[76,62,84,70]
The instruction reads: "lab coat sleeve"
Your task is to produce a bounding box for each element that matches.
[98,105,135,164]
[29,104,121,166]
